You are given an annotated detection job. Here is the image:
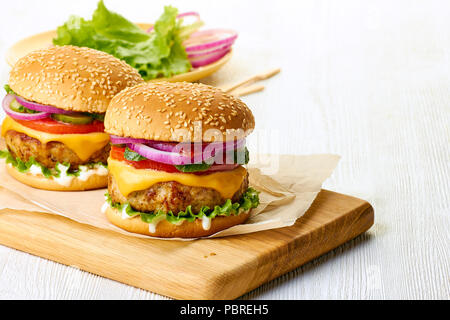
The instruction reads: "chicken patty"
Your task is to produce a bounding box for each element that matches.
[4,130,110,169]
[108,172,249,214]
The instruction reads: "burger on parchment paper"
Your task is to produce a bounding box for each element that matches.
[103,82,260,238]
[0,45,144,191]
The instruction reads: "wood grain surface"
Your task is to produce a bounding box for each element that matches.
[0,190,373,300]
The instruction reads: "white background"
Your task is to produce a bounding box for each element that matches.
[0,0,449,300]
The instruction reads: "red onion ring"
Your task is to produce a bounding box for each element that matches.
[201,140,246,164]
[126,139,245,166]
[202,140,246,154]
[190,49,230,68]
[15,95,73,115]
[148,140,244,156]
[177,11,201,19]
[128,143,193,165]
[188,44,232,58]
[147,12,201,33]
[110,135,152,145]
[112,135,244,153]
[2,94,51,121]
[146,141,179,152]
[111,135,184,152]
[184,29,238,52]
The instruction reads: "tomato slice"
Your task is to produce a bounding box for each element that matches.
[15,117,105,134]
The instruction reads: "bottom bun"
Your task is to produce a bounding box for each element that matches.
[6,164,108,191]
[105,205,251,238]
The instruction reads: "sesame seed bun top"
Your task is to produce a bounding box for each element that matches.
[104,82,256,143]
[9,46,144,113]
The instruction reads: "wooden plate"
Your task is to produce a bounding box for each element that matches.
[5,23,233,83]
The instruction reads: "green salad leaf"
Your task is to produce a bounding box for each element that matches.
[175,148,250,172]
[123,147,147,161]
[4,84,15,95]
[174,163,212,173]
[1,150,53,178]
[105,187,260,225]
[233,148,250,165]
[0,150,107,179]
[53,0,199,80]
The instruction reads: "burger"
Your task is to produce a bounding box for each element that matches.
[102,82,260,238]
[1,45,144,191]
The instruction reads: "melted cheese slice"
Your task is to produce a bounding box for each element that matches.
[1,116,110,161]
[108,158,247,199]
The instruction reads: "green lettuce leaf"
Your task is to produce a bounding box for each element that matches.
[174,163,212,173]
[0,150,107,179]
[4,84,15,95]
[1,150,53,178]
[124,147,146,161]
[105,187,260,225]
[91,0,149,43]
[53,0,196,80]
[175,148,250,172]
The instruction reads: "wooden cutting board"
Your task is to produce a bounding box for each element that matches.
[0,190,373,300]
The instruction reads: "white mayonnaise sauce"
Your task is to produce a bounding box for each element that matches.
[121,205,135,220]
[173,220,184,227]
[148,215,167,234]
[28,164,44,176]
[24,163,108,187]
[149,223,158,234]
[102,200,136,220]
[101,202,109,214]
[202,216,212,231]
[78,164,108,182]
[53,164,73,187]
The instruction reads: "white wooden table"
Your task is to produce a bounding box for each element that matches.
[0,0,448,300]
